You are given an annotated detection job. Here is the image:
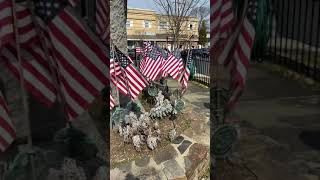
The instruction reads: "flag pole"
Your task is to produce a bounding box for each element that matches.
[11,0,36,179]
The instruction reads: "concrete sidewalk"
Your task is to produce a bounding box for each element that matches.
[223,63,320,180]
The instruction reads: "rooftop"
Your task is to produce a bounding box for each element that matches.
[127,7,156,12]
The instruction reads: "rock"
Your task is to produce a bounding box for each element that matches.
[185,143,209,179]
[177,140,192,154]
[136,168,159,179]
[172,136,184,144]
[157,171,168,180]
[135,156,150,167]
[162,160,186,179]
[184,156,192,170]
[118,162,132,172]
[153,145,178,164]
[110,168,130,180]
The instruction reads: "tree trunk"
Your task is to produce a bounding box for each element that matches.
[110,0,128,54]
[110,0,130,105]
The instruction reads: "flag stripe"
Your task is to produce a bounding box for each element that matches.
[0,91,16,152]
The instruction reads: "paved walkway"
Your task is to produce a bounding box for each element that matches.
[219,63,320,180]
[110,80,210,180]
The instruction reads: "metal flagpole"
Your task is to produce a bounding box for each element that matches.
[11,0,36,179]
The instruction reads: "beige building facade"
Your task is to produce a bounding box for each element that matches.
[127,8,199,50]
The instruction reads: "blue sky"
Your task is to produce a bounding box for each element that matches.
[128,0,158,11]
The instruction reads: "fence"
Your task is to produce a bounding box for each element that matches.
[190,53,210,86]
[264,0,320,81]
[133,51,211,86]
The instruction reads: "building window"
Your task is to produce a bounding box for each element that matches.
[159,21,168,29]
[126,20,133,28]
[189,24,193,30]
[144,20,151,28]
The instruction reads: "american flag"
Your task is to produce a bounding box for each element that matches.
[139,41,153,71]
[0,0,13,46]
[0,0,57,107]
[211,0,235,52]
[1,44,57,106]
[135,47,142,54]
[0,90,16,152]
[68,0,78,7]
[110,91,115,110]
[141,47,164,81]
[143,41,152,52]
[162,50,183,80]
[227,0,257,109]
[110,56,129,95]
[0,0,38,48]
[95,0,109,43]
[34,0,109,120]
[114,46,147,100]
[180,50,192,92]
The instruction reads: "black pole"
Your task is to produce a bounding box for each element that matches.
[295,0,302,73]
[284,0,290,65]
[300,0,309,75]
[279,0,285,65]
[268,0,273,57]
[274,0,280,63]
[289,0,296,68]
[313,5,320,80]
[307,0,315,77]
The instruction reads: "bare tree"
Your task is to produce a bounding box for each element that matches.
[154,0,203,49]
[190,4,210,30]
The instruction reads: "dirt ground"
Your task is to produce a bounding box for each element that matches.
[110,108,191,167]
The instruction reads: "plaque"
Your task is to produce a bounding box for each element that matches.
[212,125,238,158]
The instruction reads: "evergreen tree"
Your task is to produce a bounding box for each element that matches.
[198,20,208,46]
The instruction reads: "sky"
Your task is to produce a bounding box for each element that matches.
[127,0,159,11]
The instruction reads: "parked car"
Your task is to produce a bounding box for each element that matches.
[201,48,209,56]
[181,49,204,57]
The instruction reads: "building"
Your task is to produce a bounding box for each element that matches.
[127,8,199,51]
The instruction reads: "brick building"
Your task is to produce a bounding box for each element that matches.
[127,8,199,50]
